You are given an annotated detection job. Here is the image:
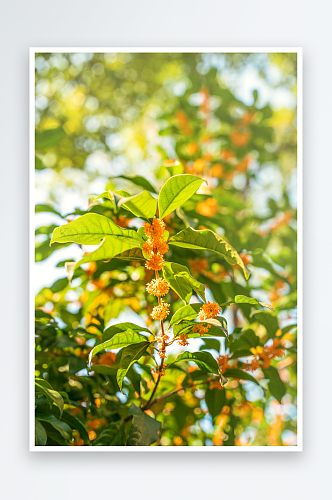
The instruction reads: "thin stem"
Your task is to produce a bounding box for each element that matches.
[142,267,166,411]
[149,376,218,407]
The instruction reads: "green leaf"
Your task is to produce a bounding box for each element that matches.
[223,368,260,386]
[169,351,220,375]
[117,175,157,193]
[205,387,226,419]
[89,330,149,367]
[173,320,227,338]
[158,174,205,219]
[35,203,62,217]
[35,413,72,440]
[37,407,90,444]
[75,236,143,269]
[35,127,66,149]
[118,191,158,220]
[169,227,249,280]
[50,213,143,246]
[234,295,274,312]
[93,421,126,446]
[251,310,279,338]
[35,379,64,417]
[35,419,47,446]
[127,403,161,446]
[169,303,202,327]
[262,366,286,403]
[102,322,151,342]
[163,262,205,304]
[117,342,150,391]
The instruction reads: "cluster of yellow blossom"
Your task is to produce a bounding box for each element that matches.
[146,277,169,297]
[151,300,170,321]
[155,329,170,359]
[177,333,189,346]
[217,354,231,375]
[250,339,285,369]
[197,301,222,321]
[193,323,212,337]
[143,217,168,271]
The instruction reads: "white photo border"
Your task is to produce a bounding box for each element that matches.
[29,47,303,452]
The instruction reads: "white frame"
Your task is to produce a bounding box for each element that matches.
[30,47,303,452]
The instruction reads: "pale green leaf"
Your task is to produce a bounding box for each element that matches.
[169,303,202,327]
[118,191,158,220]
[169,227,249,280]
[50,213,143,246]
[158,174,205,219]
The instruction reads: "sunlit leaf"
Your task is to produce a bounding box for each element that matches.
[169,227,249,279]
[158,174,205,219]
[118,191,158,220]
[50,213,143,246]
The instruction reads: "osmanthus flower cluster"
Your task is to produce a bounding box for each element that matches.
[49,172,288,446]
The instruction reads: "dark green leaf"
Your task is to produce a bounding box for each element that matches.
[35,419,47,446]
[127,403,161,446]
[223,368,260,386]
[262,366,286,403]
[117,342,150,391]
[35,413,72,440]
[205,387,226,419]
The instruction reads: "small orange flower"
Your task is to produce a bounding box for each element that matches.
[186,142,199,155]
[177,333,189,346]
[193,323,212,337]
[230,129,251,147]
[153,238,169,255]
[144,217,166,239]
[146,278,170,297]
[189,258,208,275]
[193,159,206,173]
[210,163,224,178]
[145,253,165,271]
[151,300,170,320]
[197,301,222,321]
[197,197,219,217]
[217,355,231,375]
[142,239,154,255]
